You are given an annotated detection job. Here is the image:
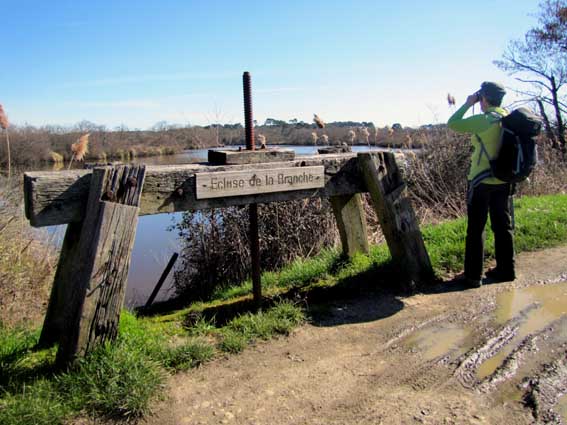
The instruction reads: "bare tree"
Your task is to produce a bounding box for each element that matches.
[494,0,567,153]
[529,0,567,51]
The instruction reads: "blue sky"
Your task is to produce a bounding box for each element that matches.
[1,0,539,129]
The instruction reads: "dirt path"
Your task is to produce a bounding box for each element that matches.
[147,246,567,425]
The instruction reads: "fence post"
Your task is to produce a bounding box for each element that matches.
[38,221,83,348]
[330,194,369,257]
[54,165,146,364]
[358,152,433,291]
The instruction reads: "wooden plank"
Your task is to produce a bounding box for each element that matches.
[330,194,369,257]
[195,166,325,199]
[56,165,146,364]
[358,152,433,291]
[208,148,295,165]
[24,154,363,227]
[38,221,83,348]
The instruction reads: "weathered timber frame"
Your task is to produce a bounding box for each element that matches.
[24,152,432,363]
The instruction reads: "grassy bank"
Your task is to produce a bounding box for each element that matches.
[1,193,566,424]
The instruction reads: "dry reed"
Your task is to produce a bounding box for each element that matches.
[0,104,8,130]
[0,104,10,178]
[359,127,370,145]
[257,134,267,149]
[68,133,90,169]
[311,132,318,145]
[347,129,356,144]
[447,93,456,106]
[313,114,325,129]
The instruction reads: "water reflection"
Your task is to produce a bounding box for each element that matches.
[477,283,567,380]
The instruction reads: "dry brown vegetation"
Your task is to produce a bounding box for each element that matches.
[0,176,56,327]
[0,123,212,166]
[0,120,430,169]
[173,199,338,301]
[405,129,567,220]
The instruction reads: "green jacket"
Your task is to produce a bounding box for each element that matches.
[448,103,508,184]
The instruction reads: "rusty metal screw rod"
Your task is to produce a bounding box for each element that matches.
[243,71,261,305]
[243,71,255,151]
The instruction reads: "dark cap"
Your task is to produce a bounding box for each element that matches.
[479,81,506,103]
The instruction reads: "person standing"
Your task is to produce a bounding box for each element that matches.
[448,82,515,287]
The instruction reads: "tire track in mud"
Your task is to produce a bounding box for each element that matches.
[454,303,541,389]
[522,350,567,424]
[477,326,551,392]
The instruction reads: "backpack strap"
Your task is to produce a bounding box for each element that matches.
[467,168,493,204]
[474,111,505,165]
[474,134,492,166]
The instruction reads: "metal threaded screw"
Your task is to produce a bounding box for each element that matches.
[243,72,254,150]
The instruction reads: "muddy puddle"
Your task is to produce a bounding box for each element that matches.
[477,282,567,380]
[404,322,474,361]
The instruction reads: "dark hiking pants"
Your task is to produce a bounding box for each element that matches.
[465,183,514,280]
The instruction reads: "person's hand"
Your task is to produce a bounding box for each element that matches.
[465,92,479,107]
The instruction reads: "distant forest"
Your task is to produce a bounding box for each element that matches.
[1,118,440,165]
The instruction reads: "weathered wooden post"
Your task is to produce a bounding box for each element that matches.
[38,221,83,348]
[36,165,145,363]
[358,152,433,290]
[329,194,369,257]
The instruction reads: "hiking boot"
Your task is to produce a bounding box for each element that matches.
[466,278,482,288]
[454,274,482,288]
[485,267,516,282]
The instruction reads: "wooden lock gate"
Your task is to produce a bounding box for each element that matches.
[23,151,433,364]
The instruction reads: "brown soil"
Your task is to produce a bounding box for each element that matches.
[127,246,564,425]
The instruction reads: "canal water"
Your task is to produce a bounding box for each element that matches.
[47,145,402,307]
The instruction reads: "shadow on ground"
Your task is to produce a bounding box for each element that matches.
[139,260,412,328]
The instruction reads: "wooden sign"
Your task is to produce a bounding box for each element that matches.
[195,166,325,199]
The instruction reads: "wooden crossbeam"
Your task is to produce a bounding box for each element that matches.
[24,154,363,227]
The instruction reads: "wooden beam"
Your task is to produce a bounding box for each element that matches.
[208,148,295,165]
[330,194,369,257]
[56,165,146,364]
[358,152,433,291]
[38,221,83,348]
[24,154,363,227]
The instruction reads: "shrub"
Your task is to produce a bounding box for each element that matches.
[173,199,338,301]
[403,129,470,219]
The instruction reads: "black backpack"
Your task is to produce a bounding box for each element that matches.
[473,108,542,186]
[490,108,542,183]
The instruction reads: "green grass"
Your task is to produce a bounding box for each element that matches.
[211,248,340,301]
[1,194,566,424]
[218,300,305,353]
[423,194,567,277]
